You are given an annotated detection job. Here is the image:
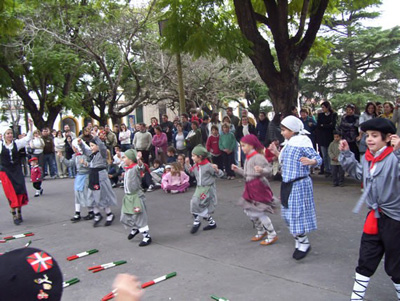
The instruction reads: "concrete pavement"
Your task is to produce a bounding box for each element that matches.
[0,175,394,301]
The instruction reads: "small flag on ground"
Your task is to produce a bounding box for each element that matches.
[0,239,6,243]
[211,295,230,301]
[101,272,177,301]
[141,272,177,288]
[88,260,126,273]
[63,278,80,288]
[67,249,98,261]
[3,232,34,241]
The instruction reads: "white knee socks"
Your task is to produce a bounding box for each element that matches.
[351,273,370,300]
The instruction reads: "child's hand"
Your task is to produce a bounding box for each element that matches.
[268,143,279,155]
[339,139,349,151]
[211,164,219,172]
[77,138,82,144]
[300,157,316,166]
[113,273,144,301]
[231,164,238,171]
[254,166,263,173]
[391,135,400,150]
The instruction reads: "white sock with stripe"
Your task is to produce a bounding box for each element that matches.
[351,273,370,300]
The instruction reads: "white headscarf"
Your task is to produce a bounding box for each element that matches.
[280,115,310,135]
[279,116,313,163]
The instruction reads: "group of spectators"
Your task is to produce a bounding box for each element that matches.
[8,98,400,183]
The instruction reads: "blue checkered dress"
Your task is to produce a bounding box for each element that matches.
[280,145,322,235]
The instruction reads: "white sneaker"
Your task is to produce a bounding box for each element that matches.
[171,190,179,194]
[147,185,154,192]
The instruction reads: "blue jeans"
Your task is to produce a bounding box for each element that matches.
[43,153,58,177]
[320,146,331,174]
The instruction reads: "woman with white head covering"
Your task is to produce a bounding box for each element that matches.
[268,115,322,260]
[0,119,33,225]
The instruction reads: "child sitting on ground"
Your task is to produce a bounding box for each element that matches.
[147,159,164,192]
[161,162,190,193]
[166,146,177,163]
[339,118,400,301]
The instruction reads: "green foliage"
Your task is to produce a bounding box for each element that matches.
[157,0,250,62]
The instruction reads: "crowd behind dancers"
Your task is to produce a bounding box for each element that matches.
[1,99,400,299]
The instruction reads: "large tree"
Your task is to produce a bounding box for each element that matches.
[158,0,329,115]
[300,0,400,110]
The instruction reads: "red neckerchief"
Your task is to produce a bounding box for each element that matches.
[190,159,210,172]
[75,152,82,156]
[364,146,393,170]
[124,163,137,170]
[246,150,258,160]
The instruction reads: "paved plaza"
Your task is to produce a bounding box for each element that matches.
[0,175,394,300]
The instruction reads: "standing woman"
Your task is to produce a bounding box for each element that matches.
[0,119,33,225]
[173,122,188,156]
[29,130,45,173]
[316,101,337,176]
[119,123,132,152]
[152,126,168,164]
[54,130,68,178]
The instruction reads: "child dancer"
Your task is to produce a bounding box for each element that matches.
[185,145,224,234]
[338,118,400,301]
[268,116,322,260]
[59,143,94,222]
[120,149,152,247]
[79,132,117,227]
[161,162,190,193]
[29,157,43,197]
[232,135,278,245]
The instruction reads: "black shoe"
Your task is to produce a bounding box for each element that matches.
[127,229,139,240]
[104,214,115,226]
[40,189,43,195]
[293,246,311,260]
[93,214,103,227]
[83,212,95,220]
[139,237,152,247]
[318,171,324,175]
[70,214,81,222]
[332,184,338,187]
[13,217,21,226]
[190,223,201,234]
[203,223,217,231]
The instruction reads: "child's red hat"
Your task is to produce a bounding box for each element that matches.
[28,157,39,163]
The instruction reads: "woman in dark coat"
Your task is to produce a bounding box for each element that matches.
[316,101,337,175]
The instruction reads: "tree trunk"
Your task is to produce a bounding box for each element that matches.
[233,0,328,115]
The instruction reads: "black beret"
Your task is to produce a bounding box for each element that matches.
[0,247,63,300]
[360,118,396,134]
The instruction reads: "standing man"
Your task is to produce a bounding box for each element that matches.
[160,114,174,145]
[180,114,192,132]
[226,107,240,129]
[104,125,118,155]
[133,123,152,164]
[41,128,58,178]
[200,115,210,145]
[63,124,76,139]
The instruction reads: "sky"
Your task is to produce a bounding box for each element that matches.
[365,0,399,29]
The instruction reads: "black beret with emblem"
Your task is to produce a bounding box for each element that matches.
[0,247,63,300]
